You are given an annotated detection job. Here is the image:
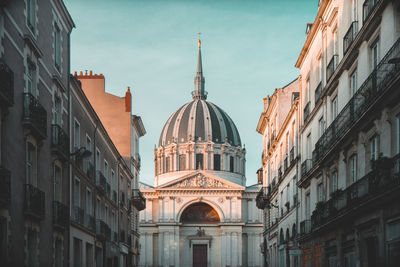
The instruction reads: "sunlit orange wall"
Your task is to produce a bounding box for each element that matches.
[75,71,131,159]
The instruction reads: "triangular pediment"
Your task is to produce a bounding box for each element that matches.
[159,171,245,190]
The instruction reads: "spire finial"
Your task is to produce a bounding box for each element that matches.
[192,34,207,100]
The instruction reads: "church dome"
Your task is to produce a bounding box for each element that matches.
[158,99,241,147]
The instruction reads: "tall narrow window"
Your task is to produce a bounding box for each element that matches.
[352,0,358,21]
[73,238,82,267]
[350,154,358,183]
[54,97,62,125]
[397,114,400,155]
[166,157,171,172]
[27,229,38,267]
[371,40,380,70]
[370,135,379,161]
[95,149,100,171]
[229,156,234,172]
[331,171,338,194]
[332,96,338,121]
[74,178,80,207]
[54,165,62,202]
[74,120,80,149]
[86,189,92,217]
[26,141,37,186]
[306,79,310,103]
[179,155,186,171]
[306,134,312,159]
[86,135,91,152]
[350,69,357,97]
[318,57,323,83]
[196,154,203,170]
[54,24,61,71]
[27,0,36,32]
[55,239,63,267]
[27,63,36,95]
[333,30,338,56]
[305,193,310,219]
[111,170,115,191]
[96,198,101,219]
[317,183,324,202]
[104,160,108,180]
[319,117,324,138]
[214,154,221,171]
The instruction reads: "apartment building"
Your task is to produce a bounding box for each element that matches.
[295,0,400,266]
[0,0,74,266]
[256,79,300,267]
[75,71,146,266]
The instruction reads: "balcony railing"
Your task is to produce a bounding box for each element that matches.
[72,206,84,225]
[300,220,311,236]
[53,201,69,229]
[96,171,107,194]
[132,189,146,211]
[343,21,359,55]
[314,82,323,104]
[51,124,69,160]
[313,38,400,166]
[24,184,45,220]
[0,166,11,207]
[96,219,111,241]
[363,0,380,23]
[311,154,400,230]
[84,214,95,231]
[22,93,47,140]
[303,102,310,123]
[0,60,14,109]
[256,187,269,210]
[326,55,338,83]
[301,159,313,179]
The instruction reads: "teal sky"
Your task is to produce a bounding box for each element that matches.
[65,0,317,186]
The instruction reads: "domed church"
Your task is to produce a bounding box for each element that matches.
[138,40,263,267]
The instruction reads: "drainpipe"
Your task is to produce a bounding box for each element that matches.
[67,30,71,267]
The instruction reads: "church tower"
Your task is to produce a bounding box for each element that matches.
[139,40,263,267]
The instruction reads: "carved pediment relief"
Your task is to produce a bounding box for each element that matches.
[171,173,228,188]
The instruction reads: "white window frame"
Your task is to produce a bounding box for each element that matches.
[370,135,379,161]
[371,39,380,70]
[332,96,338,121]
[350,69,357,97]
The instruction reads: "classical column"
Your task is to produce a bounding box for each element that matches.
[159,197,164,222]
[248,199,253,222]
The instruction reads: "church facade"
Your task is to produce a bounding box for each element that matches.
[138,40,263,267]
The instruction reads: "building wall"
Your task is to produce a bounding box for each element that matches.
[0,0,73,266]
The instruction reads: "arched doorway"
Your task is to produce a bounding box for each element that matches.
[180,202,220,267]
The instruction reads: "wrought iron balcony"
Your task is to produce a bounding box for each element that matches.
[314,82,323,104]
[72,206,84,225]
[0,166,11,207]
[343,21,359,55]
[326,55,338,83]
[96,219,111,241]
[311,154,400,231]
[301,159,313,179]
[84,214,95,231]
[313,38,400,166]
[51,124,69,161]
[300,220,311,236]
[0,60,14,110]
[303,102,310,123]
[132,189,146,211]
[363,0,380,23]
[256,186,269,210]
[22,93,47,140]
[96,171,107,194]
[24,184,45,220]
[53,201,69,229]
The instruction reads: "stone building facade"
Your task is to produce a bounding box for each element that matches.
[0,0,74,266]
[138,40,264,267]
[0,1,146,267]
[256,80,301,267]
[257,0,400,266]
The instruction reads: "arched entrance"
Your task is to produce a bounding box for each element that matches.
[180,202,220,267]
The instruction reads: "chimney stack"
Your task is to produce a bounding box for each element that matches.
[125,87,131,113]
